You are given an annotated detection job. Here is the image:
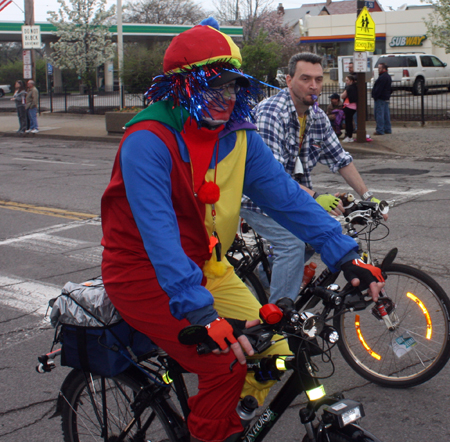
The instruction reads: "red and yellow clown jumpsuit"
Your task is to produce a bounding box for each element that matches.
[101,100,358,442]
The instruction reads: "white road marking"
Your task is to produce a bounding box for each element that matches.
[0,275,61,319]
[0,217,101,247]
[13,157,97,166]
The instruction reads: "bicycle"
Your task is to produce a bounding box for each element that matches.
[37,286,386,442]
[226,197,450,388]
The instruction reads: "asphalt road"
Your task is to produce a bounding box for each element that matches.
[0,137,449,441]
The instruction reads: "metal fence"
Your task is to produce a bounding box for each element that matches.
[1,82,449,123]
[318,82,450,124]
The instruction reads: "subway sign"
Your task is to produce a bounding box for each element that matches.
[389,35,427,47]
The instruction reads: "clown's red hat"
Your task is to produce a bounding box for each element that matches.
[163,18,242,74]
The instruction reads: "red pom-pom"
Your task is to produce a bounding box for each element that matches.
[197,181,220,204]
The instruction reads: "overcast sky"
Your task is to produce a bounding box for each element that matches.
[0,0,427,23]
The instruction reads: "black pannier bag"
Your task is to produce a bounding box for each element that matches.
[50,278,157,377]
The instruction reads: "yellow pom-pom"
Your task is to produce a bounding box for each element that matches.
[203,254,227,279]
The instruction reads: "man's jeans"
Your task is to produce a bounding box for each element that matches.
[240,208,308,304]
[28,107,38,130]
[374,99,391,135]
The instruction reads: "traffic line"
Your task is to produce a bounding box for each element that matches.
[0,275,61,319]
[0,200,99,220]
[13,157,97,166]
[0,218,103,264]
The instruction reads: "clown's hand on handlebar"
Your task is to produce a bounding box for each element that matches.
[341,258,385,302]
[178,318,259,364]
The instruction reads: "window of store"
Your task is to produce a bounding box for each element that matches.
[315,41,385,69]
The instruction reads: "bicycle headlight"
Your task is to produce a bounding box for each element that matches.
[323,399,365,428]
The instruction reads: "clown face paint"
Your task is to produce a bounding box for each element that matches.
[202,82,239,125]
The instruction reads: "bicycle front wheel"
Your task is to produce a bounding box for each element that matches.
[334,263,450,388]
[61,369,180,442]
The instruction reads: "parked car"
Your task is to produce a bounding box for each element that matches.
[373,53,450,95]
[273,67,287,88]
[0,84,11,97]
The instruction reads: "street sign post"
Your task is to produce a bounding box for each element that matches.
[354,6,375,52]
[23,64,32,79]
[22,25,41,49]
[353,51,368,72]
[23,50,32,79]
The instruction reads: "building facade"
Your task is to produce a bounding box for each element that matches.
[299,6,449,81]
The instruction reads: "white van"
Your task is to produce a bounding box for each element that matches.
[373,53,450,95]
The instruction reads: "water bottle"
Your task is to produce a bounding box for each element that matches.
[236,395,258,426]
[300,262,317,291]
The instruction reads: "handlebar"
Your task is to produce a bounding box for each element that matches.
[338,193,393,225]
[179,283,370,357]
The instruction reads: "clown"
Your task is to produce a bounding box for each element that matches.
[101,18,384,442]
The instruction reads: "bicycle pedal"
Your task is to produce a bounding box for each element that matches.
[371,298,395,320]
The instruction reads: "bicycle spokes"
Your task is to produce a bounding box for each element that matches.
[406,292,433,340]
[355,314,381,360]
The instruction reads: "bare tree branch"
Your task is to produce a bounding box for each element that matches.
[123,0,207,24]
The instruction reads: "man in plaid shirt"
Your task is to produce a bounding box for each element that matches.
[241,52,384,304]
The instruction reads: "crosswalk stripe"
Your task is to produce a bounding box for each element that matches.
[0,275,61,319]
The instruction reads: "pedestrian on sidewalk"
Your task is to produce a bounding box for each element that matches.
[25,80,39,134]
[372,62,392,136]
[326,93,344,137]
[10,80,27,134]
[345,62,358,131]
[341,74,357,142]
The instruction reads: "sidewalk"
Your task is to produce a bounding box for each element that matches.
[1,111,450,157]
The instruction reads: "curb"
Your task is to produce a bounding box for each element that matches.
[0,131,122,144]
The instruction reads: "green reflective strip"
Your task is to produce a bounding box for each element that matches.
[162,372,173,384]
[306,385,326,401]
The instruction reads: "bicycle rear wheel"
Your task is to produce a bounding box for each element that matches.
[334,264,450,388]
[61,368,181,442]
[227,256,268,305]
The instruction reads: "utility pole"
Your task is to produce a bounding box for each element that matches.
[356,0,366,143]
[24,0,36,81]
[117,0,124,109]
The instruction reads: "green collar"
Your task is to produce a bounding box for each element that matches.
[124,100,189,132]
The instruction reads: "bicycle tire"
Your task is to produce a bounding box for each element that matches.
[61,368,180,442]
[334,263,450,388]
[303,428,379,442]
[227,256,268,305]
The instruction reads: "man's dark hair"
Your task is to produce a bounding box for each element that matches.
[288,52,323,77]
[379,62,388,71]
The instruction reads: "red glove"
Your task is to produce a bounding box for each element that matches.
[205,318,246,350]
[341,258,384,290]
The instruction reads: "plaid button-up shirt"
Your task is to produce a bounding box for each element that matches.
[242,89,353,214]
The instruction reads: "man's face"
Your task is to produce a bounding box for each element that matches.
[331,98,339,106]
[27,81,33,88]
[378,65,385,75]
[286,61,323,107]
[348,63,354,73]
[202,81,239,125]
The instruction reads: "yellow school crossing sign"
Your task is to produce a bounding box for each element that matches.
[354,6,375,52]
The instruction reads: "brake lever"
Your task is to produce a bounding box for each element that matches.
[344,209,372,224]
[339,283,374,311]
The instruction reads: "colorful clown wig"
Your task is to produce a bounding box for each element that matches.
[146,17,262,124]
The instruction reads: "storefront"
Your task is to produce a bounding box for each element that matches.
[300,6,450,83]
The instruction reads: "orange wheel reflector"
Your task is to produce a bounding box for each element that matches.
[355,315,381,360]
[406,292,432,340]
